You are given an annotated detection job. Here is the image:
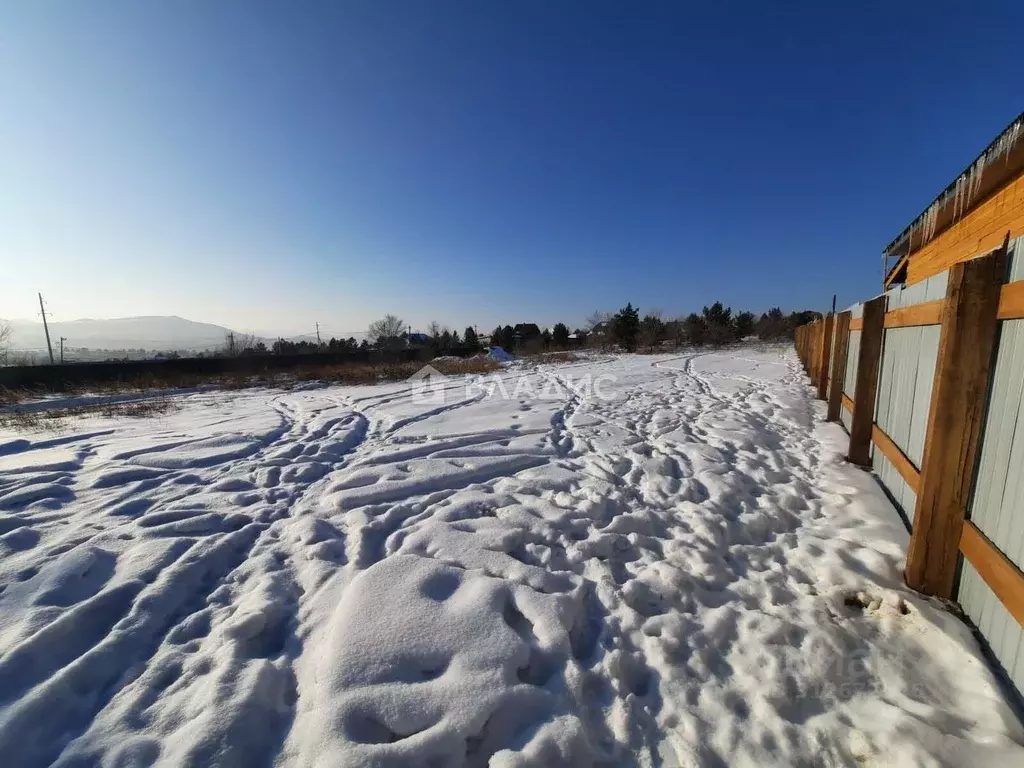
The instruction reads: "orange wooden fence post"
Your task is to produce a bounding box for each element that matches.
[847,295,886,466]
[817,313,834,400]
[811,320,820,381]
[802,323,811,374]
[905,243,1009,597]
[826,311,851,421]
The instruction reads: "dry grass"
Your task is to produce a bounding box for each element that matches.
[293,357,500,386]
[538,351,580,364]
[0,396,180,433]
[0,386,26,407]
[432,358,501,376]
[0,357,502,430]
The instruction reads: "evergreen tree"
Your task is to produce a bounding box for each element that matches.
[501,325,516,351]
[702,302,734,346]
[684,313,707,346]
[788,310,821,329]
[464,326,479,350]
[733,311,755,340]
[552,322,570,348]
[756,308,786,339]
[639,313,665,351]
[664,318,685,347]
[612,303,641,352]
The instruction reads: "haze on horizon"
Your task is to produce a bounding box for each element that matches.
[2,2,1022,336]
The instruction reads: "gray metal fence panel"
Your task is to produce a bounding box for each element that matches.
[845,329,861,397]
[908,326,940,466]
[874,324,940,468]
[959,561,1024,695]
[969,318,1024,572]
[1007,236,1023,282]
[871,449,916,523]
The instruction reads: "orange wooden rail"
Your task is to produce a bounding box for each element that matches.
[960,521,1024,629]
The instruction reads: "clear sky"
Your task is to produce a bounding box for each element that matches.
[2,1,1022,337]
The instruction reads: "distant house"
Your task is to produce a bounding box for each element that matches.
[511,323,543,353]
[407,333,430,346]
[513,323,541,341]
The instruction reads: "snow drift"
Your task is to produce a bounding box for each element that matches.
[0,350,1021,766]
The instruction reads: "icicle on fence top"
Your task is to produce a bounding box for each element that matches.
[886,114,1024,255]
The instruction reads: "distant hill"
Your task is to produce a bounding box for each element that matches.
[4,316,237,353]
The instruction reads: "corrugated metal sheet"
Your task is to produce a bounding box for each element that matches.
[874,326,939,468]
[840,406,853,434]
[839,314,862,435]
[959,560,1024,695]
[844,329,861,397]
[869,272,944,498]
[887,271,949,308]
[828,314,838,385]
[871,449,917,524]
[1006,235,1022,283]
[968,318,1024,571]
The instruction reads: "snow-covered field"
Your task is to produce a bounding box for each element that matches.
[1,349,1022,767]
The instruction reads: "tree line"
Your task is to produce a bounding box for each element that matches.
[160,304,822,363]
[483,304,818,355]
[578,303,820,352]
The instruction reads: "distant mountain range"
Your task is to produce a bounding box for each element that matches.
[4,316,237,352]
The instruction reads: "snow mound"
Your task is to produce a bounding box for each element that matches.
[298,554,592,766]
[487,346,514,362]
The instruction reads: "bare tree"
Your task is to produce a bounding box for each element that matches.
[0,320,10,366]
[237,332,257,353]
[220,331,257,356]
[427,320,442,340]
[586,311,612,350]
[586,311,610,331]
[367,314,406,348]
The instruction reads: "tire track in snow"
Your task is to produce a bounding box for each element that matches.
[0,392,375,767]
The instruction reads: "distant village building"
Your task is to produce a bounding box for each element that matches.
[406,332,430,347]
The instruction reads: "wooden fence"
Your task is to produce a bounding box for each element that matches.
[797,233,1024,697]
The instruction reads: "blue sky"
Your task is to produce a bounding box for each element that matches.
[2,2,1022,337]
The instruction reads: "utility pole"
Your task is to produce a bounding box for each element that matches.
[38,293,54,364]
[316,322,322,347]
[60,337,67,364]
